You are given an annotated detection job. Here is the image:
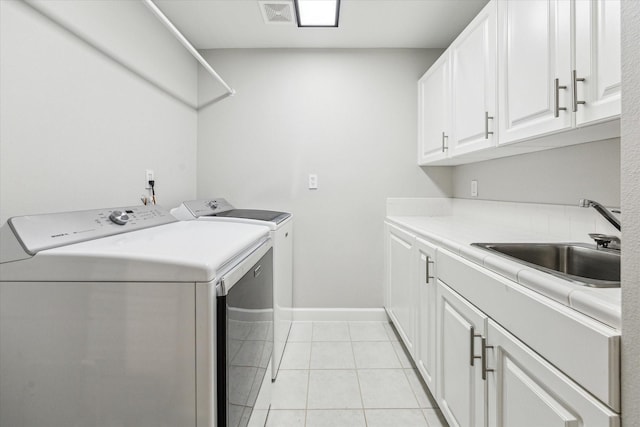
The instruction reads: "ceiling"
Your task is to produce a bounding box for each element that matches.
[154,0,489,49]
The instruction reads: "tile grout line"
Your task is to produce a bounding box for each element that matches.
[390,322,439,426]
[349,323,369,427]
[303,323,314,427]
[401,368,432,426]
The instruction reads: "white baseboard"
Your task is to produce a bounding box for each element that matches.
[291,307,389,322]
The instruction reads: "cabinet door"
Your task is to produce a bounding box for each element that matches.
[416,237,437,394]
[574,0,621,126]
[386,224,416,356]
[450,0,497,156]
[436,281,487,427]
[486,320,619,427]
[497,0,572,145]
[418,53,450,165]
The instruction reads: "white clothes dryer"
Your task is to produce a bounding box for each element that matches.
[171,199,293,381]
[0,205,273,427]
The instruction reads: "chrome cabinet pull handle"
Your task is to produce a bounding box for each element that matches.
[485,112,494,139]
[555,78,568,118]
[470,327,482,366]
[425,256,435,284]
[572,70,586,112]
[441,132,448,152]
[481,337,494,380]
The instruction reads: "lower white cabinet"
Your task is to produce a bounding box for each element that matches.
[385,226,438,389]
[384,222,620,427]
[436,280,620,427]
[416,237,438,393]
[436,280,487,427]
[385,223,416,356]
[487,319,620,427]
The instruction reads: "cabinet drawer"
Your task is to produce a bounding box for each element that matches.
[438,248,620,411]
[487,320,619,426]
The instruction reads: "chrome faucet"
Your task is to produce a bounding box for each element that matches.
[579,199,621,231]
[579,199,621,250]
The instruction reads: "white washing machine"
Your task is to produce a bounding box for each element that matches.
[0,205,273,427]
[171,199,293,380]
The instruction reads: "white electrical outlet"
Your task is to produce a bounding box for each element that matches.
[471,180,478,197]
[145,170,154,189]
[308,174,318,190]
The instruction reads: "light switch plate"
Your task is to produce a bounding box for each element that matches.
[308,174,318,190]
[471,180,478,197]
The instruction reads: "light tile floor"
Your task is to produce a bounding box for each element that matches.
[267,321,449,427]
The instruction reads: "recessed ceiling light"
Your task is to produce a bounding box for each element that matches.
[294,0,340,27]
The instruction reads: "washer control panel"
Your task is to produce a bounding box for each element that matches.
[8,205,176,255]
[183,198,234,217]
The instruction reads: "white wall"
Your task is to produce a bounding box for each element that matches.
[621,0,640,423]
[26,0,199,107]
[451,139,620,206]
[0,0,198,223]
[197,49,451,308]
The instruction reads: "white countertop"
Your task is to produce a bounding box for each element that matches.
[386,215,621,330]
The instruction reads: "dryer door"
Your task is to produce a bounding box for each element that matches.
[217,248,273,427]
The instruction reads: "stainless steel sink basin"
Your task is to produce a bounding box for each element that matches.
[471,243,620,288]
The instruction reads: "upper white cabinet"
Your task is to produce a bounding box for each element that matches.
[450,0,497,156]
[497,0,572,145]
[418,1,497,166]
[574,0,621,126]
[418,53,450,165]
[418,0,621,165]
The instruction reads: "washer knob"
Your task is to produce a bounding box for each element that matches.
[109,210,130,225]
[207,201,218,210]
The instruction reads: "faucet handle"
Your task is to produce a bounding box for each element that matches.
[588,233,621,250]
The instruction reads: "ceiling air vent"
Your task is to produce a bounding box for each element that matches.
[259,1,295,25]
